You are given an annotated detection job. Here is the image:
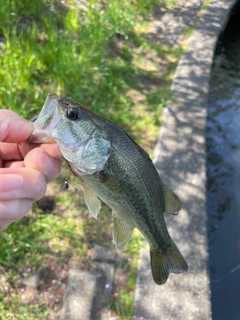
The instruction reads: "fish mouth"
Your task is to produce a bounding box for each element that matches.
[28,94,60,144]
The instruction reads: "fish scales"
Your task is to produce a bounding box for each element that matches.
[83,131,167,246]
[29,93,188,284]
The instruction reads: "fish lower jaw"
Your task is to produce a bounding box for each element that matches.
[29,128,55,144]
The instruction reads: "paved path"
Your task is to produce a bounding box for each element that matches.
[156,0,205,46]
[60,245,119,320]
[134,0,237,319]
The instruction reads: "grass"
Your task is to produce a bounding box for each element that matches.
[0,295,50,320]
[0,0,182,148]
[0,0,184,318]
[202,0,213,12]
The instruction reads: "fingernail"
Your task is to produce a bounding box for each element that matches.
[0,174,23,192]
[38,152,54,174]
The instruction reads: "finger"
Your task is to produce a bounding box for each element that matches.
[0,199,32,231]
[0,110,34,143]
[38,143,62,159]
[4,160,24,169]
[0,140,62,163]
[24,148,61,182]
[0,141,36,161]
[0,142,23,161]
[0,168,47,201]
[19,141,62,160]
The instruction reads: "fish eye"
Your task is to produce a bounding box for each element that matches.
[66,108,81,120]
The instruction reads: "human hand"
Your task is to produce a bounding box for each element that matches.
[0,110,62,231]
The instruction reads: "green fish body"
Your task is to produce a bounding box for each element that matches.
[30,94,188,284]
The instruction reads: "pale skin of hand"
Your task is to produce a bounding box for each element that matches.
[0,110,62,231]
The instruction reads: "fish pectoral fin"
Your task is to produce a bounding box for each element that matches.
[112,213,134,250]
[83,185,102,219]
[150,241,188,285]
[163,185,181,215]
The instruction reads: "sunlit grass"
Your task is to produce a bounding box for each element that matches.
[0,294,50,320]
[0,0,182,142]
[110,231,144,318]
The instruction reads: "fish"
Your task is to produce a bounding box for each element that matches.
[29,93,188,285]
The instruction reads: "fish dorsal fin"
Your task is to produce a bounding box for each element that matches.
[112,212,134,250]
[163,185,181,215]
[83,185,102,219]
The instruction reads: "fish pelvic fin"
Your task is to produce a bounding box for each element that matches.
[112,212,134,250]
[150,242,188,285]
[163,185,181,215]
[83,185,102,219]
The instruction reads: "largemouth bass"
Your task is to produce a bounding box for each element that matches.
[29,94,188,284]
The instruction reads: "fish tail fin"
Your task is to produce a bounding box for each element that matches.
[150,242,188,285]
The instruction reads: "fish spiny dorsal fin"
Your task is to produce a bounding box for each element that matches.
[112,212,134,250]
[83,185,102,219]
[163,185,181,215]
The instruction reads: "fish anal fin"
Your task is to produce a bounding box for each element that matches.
[163,185,181,215]
[150,242,188,285]
[112,213,134,250]
[83,185,101,219]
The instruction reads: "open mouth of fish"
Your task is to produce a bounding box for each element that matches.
[29,94,61,144]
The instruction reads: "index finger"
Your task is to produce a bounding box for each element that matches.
[0,110,34,143]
